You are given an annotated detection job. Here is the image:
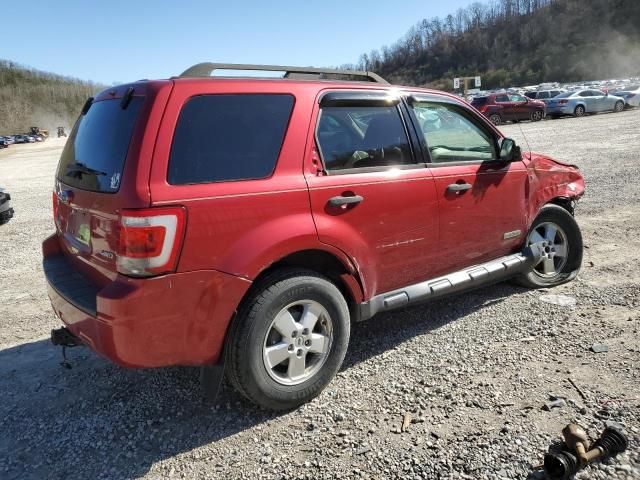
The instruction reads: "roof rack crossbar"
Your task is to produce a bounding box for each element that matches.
[179,62,388,84]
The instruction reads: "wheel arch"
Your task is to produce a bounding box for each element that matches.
[236,248,365,323]
[547,197,575,215]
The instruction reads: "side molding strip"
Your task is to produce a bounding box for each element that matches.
[358,244,543,321]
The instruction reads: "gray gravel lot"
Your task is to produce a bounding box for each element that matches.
[1,111,639,480]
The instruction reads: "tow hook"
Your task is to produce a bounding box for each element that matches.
[51,327,83,369]
[543,423,629,479]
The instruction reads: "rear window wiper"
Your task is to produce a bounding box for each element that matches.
[66,162,107,179]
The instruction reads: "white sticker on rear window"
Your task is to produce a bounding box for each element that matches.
[110,173,121,190]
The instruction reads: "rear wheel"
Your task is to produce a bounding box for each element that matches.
[489,113,502,126]
[574,105,585,117]
[225,268,350,410]
[614,101,624,112]
[514,205,583,288]
[531,110,544,122]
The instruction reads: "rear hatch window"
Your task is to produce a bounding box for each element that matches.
[471,97,488,107]
[57,97,144,192]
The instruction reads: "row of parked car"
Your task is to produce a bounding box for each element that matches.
[470,85,639,125]
[0,133,48,148]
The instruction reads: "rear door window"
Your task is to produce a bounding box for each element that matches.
[57,97,144,192]
[168,94,294,185]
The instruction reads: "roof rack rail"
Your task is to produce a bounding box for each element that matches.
[178,62,388,84]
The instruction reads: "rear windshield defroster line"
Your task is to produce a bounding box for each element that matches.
[56,97,144,193]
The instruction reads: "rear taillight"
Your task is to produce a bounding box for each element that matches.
[52,191,59,225]
[479,105,488,113]
[117,207,186,277]
[559,99,568,105]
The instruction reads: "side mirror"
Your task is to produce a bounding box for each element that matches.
[500,138,521,162]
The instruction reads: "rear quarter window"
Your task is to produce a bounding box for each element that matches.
[168,94,294,185]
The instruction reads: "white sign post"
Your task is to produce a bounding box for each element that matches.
[475,76,481,87]
[453,78,460,89]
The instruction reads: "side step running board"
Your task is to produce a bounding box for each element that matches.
[358,243,543,321]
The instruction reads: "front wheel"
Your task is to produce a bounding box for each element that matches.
[514,204,583,288]
[225,268,350,410]
[614,101,624,112]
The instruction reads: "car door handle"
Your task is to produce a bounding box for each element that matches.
[328,195,364,207]
[446,183,472,193]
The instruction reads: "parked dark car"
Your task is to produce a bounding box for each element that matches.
[471,93,546,125]
[0,188,14,225]
[0,137,9,149]
[13,134,36,144]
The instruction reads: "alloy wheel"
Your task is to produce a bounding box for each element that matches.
[528,221,569,277]
[263,300,333,385]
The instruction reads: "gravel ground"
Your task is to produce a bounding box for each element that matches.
[1,111,639,480]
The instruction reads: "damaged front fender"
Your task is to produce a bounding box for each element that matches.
[524,152,585,224]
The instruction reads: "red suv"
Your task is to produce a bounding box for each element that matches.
[471,92,546,125]
[44,63,584,410]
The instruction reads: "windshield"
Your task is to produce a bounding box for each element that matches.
[57,97,144,192]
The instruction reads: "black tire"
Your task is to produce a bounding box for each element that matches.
[514,204,583,288]
[531,110,544,122]
[225,268,350,410]
[489,113,502,126]
[614,101,624,113]
[574,105,585,117]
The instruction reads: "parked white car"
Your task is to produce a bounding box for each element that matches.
[611,86,640,108]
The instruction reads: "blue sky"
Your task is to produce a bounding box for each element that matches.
[0,0,475,84]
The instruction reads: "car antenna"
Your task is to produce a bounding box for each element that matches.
[517,122,533,159]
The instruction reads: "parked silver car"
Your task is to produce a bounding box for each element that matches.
[524,89,566,104]
[546,89,626,118]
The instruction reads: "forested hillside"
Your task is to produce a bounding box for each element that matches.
[0,60,102,135]
[354,0,640,89]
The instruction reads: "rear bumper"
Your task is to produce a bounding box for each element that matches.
[43,234,251,368]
